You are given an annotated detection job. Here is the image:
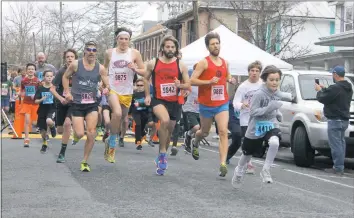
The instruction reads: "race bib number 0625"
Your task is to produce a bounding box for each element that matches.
[160,83,176,97]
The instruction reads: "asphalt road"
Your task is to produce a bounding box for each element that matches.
[2,135,354,218]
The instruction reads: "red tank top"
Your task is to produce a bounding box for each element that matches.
[152,58,182,102]
[198,56,228,107]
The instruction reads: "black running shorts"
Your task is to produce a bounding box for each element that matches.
[37,109,56,131]
[71,103,98,117]
[151,98,179,121]
[242,128,281,156]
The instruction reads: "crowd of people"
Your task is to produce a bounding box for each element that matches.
[7,25,335,189]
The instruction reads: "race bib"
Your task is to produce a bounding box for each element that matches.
[37,72,43,81]
[81,92,94,104]
[255,121,274,137]
[160,83,176,97]
[211,85,225,101]
[114,72,127,84]
[25,86,36,96]
[42,92,54,104]
[1,87,8,96]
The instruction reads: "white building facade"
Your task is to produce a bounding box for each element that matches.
[288,1,354,72]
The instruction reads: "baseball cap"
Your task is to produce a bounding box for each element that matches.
[331,66,345,77]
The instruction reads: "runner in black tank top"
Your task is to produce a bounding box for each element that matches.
[50,49,78,163]
[63,41,110,172]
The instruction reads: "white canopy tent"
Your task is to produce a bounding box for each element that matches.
[180,25,293,75]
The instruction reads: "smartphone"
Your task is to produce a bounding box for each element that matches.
[315,78,320,85]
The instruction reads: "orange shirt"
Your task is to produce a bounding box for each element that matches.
[198,56,228,107]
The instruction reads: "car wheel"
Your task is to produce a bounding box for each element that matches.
[293,126,315,167]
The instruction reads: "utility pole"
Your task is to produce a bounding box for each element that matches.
[32,32,36,62]
[114,1,118,31]
[192,0,199,41]
[113,1,118,47]
[59,2,63,65]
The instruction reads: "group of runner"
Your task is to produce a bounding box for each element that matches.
[15,26,293,187]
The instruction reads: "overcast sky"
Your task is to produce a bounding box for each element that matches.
[1,1,158,23]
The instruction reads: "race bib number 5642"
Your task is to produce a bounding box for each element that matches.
[160,83,176,97]
[211,85,225,101]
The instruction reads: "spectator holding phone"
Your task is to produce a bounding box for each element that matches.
[315,66,353,175]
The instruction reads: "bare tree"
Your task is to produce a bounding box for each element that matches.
[204,1,312,59]
[2,2,38,64]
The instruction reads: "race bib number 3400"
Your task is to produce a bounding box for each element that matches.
[211,85,225,101]
[160,83,176,97]
[81,92,94,104]
[255,121,274,137]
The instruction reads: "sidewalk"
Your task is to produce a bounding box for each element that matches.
[1,141,114,218]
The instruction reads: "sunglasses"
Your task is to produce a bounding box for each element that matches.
[86,48,97,52]
[136,85,144,87]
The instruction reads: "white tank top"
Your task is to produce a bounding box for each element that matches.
[109,48,135,95]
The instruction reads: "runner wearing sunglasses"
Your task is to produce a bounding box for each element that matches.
[63,41,109,172]
[103,27,145,163]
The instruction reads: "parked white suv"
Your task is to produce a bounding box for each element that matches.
[278,70,354,167]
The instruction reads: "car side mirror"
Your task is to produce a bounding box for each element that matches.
[291,96,297,103]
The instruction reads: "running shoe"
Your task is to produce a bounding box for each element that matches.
[170,146,178,156]
[260,168,273,184]
[155,153,167,176]
[56,153,66,163]
[119,137,124,147]
[191,138,199,160]
[50,126,57,138]
[231,166,244,189]
[80,161,91,172]
[40,145,47,153]
[107,148,116,163]
[219,163,228,177]
[226,159,230,165]
[184,132,192,152]
[97,127,104,136]
[246,163,255,174]
[148,139,155,147]
[23,139,30,148]
[104,140,109,160]
[136,141,142,150]
[72,133,80,146]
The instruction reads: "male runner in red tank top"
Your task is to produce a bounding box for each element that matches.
[144,35,190,175]
[190,32,236,177]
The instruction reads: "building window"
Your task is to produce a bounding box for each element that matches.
[344,5,353,31]
[176,27,182,45]
[187,20,196,45]
[237,18,253,42]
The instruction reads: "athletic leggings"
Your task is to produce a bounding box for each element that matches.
[226,104,246,161]
[132,111,149,144]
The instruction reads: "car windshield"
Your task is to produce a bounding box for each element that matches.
[298,74,354,101]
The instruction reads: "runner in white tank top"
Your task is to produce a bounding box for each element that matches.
[102,27,145,163]
[109,48,135,95]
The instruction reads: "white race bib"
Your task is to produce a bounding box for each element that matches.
[114,72,127,84]
[1,88,8,96]
[211,85,225,101]
[81,92,94,104]
[160,83,176,97]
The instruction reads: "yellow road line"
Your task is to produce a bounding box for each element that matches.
[1,133,184,146]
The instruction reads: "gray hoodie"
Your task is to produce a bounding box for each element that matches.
[245,84,292,139]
